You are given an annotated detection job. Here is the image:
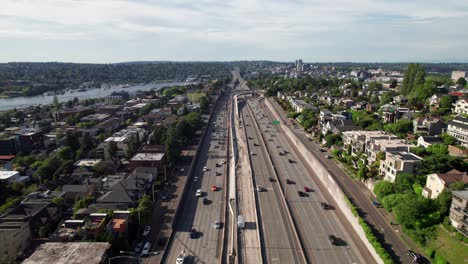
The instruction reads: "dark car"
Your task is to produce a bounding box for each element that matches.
[203,198,209,205]
[286,179,294,184]
[269,177,276,182]
[407,250,421,263]
[189,228,197,239]
[328,235,337,245]
[321,202,329,209]
[288,159,295,163]
[298,191,306,197]
[304,186,310,192]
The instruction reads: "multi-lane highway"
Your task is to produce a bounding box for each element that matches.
[239,98,306,264]
[164,90,231,264]
[244,97,374,264]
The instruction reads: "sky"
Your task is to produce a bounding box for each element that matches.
[1,0,468,63]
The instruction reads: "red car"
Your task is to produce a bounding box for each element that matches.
[211,185,217,191]
[304,187,310,192]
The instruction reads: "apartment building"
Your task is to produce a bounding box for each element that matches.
[379,151,422,182]
[453,99,468,115]
[342,130,397,157]
[447,116,468,147]
[365,138,411,165]
[449,190,468,236]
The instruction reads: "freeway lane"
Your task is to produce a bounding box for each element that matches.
[164,93,230,264]
[267,98,414,263]
[248,99,373,264]
[239,99,304,264]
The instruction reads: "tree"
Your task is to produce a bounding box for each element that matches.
[357,166,368,180]
[439,95,454,109]
[184,112,202,131]
[199,96,209,114]
[441,133,457,145]
[394,195,435,229]
[63,132,80,150]
[383,119,413,137]
[151,125,167,145]
[324,133,341,147]
[436,189,452,216]
[80,133,94,152]
[373,180,395,200]
[107,141,118,159]
[456,77,467,86]
[426,144,448,156]
[450,181,466,191]
[53,95,60,109]
[402,64,426,95]
[394,173,415,193]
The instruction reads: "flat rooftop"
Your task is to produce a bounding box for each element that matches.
[0,170,19,180]
[131,152,164,161]
[74,159,102,167]
[23,242,111,264]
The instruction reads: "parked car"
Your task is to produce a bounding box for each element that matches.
[161,193,169,200]
[407,250,421,263]
[196,189,202,197]
[134,242,143,253]
[256,185,265,192]
[142,226,151,237]
[303,186,310,192]
[324,155,331,159]
[141,242,151,255]
[328,235,337,246]
[214,221,222,229]
[189,228,198,239]
[321,202,329,209]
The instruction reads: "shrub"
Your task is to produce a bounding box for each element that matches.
[425,248,435,259]
[455,232,463,241]
[434,252,449,264]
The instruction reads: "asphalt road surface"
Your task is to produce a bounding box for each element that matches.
[164,95,230,264]
[267,98,415,264]
[247,99,373,264]
[239,99,305,264]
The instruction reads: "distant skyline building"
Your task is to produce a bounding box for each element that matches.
[295,59,303,72]
[451,71,467,81]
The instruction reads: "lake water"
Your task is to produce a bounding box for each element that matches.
[0,81,189,111]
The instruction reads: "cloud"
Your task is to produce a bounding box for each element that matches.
[0,0,467,61]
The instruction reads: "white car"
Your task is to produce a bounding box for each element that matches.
[221,159,226,164]
[141,242,151,255]
[176,251,186,264]
[142,226,151,237]
[196,189,202,197]
[193,176,198,183]
[203,166,208,172]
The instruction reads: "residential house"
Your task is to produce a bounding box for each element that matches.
[290,99,316,113]
[105,91,130,103]
[319,110,333,124]
[0,155,15,170]
[321,119,359,136]
[96,173,149,209]
[379,152,422,182]
[413,117,445,136]
[393,95,408,104]
[0,191,63,262]
[128,152,165,171]
[62,184,96,200]
[447,116,468,147]
[107,211,131,236]
[0,171,28,183]
[422,170,468,199]
[449,190,468,236]
[97,126,146,159]
[417,136,443,148]
[366,103,378,113]
[453,99,468,115]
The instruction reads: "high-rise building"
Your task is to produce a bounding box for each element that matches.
[295,59,303,72]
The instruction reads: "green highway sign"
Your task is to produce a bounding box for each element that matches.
[273,120,280,126]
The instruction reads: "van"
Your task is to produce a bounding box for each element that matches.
[237,215,245,229]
